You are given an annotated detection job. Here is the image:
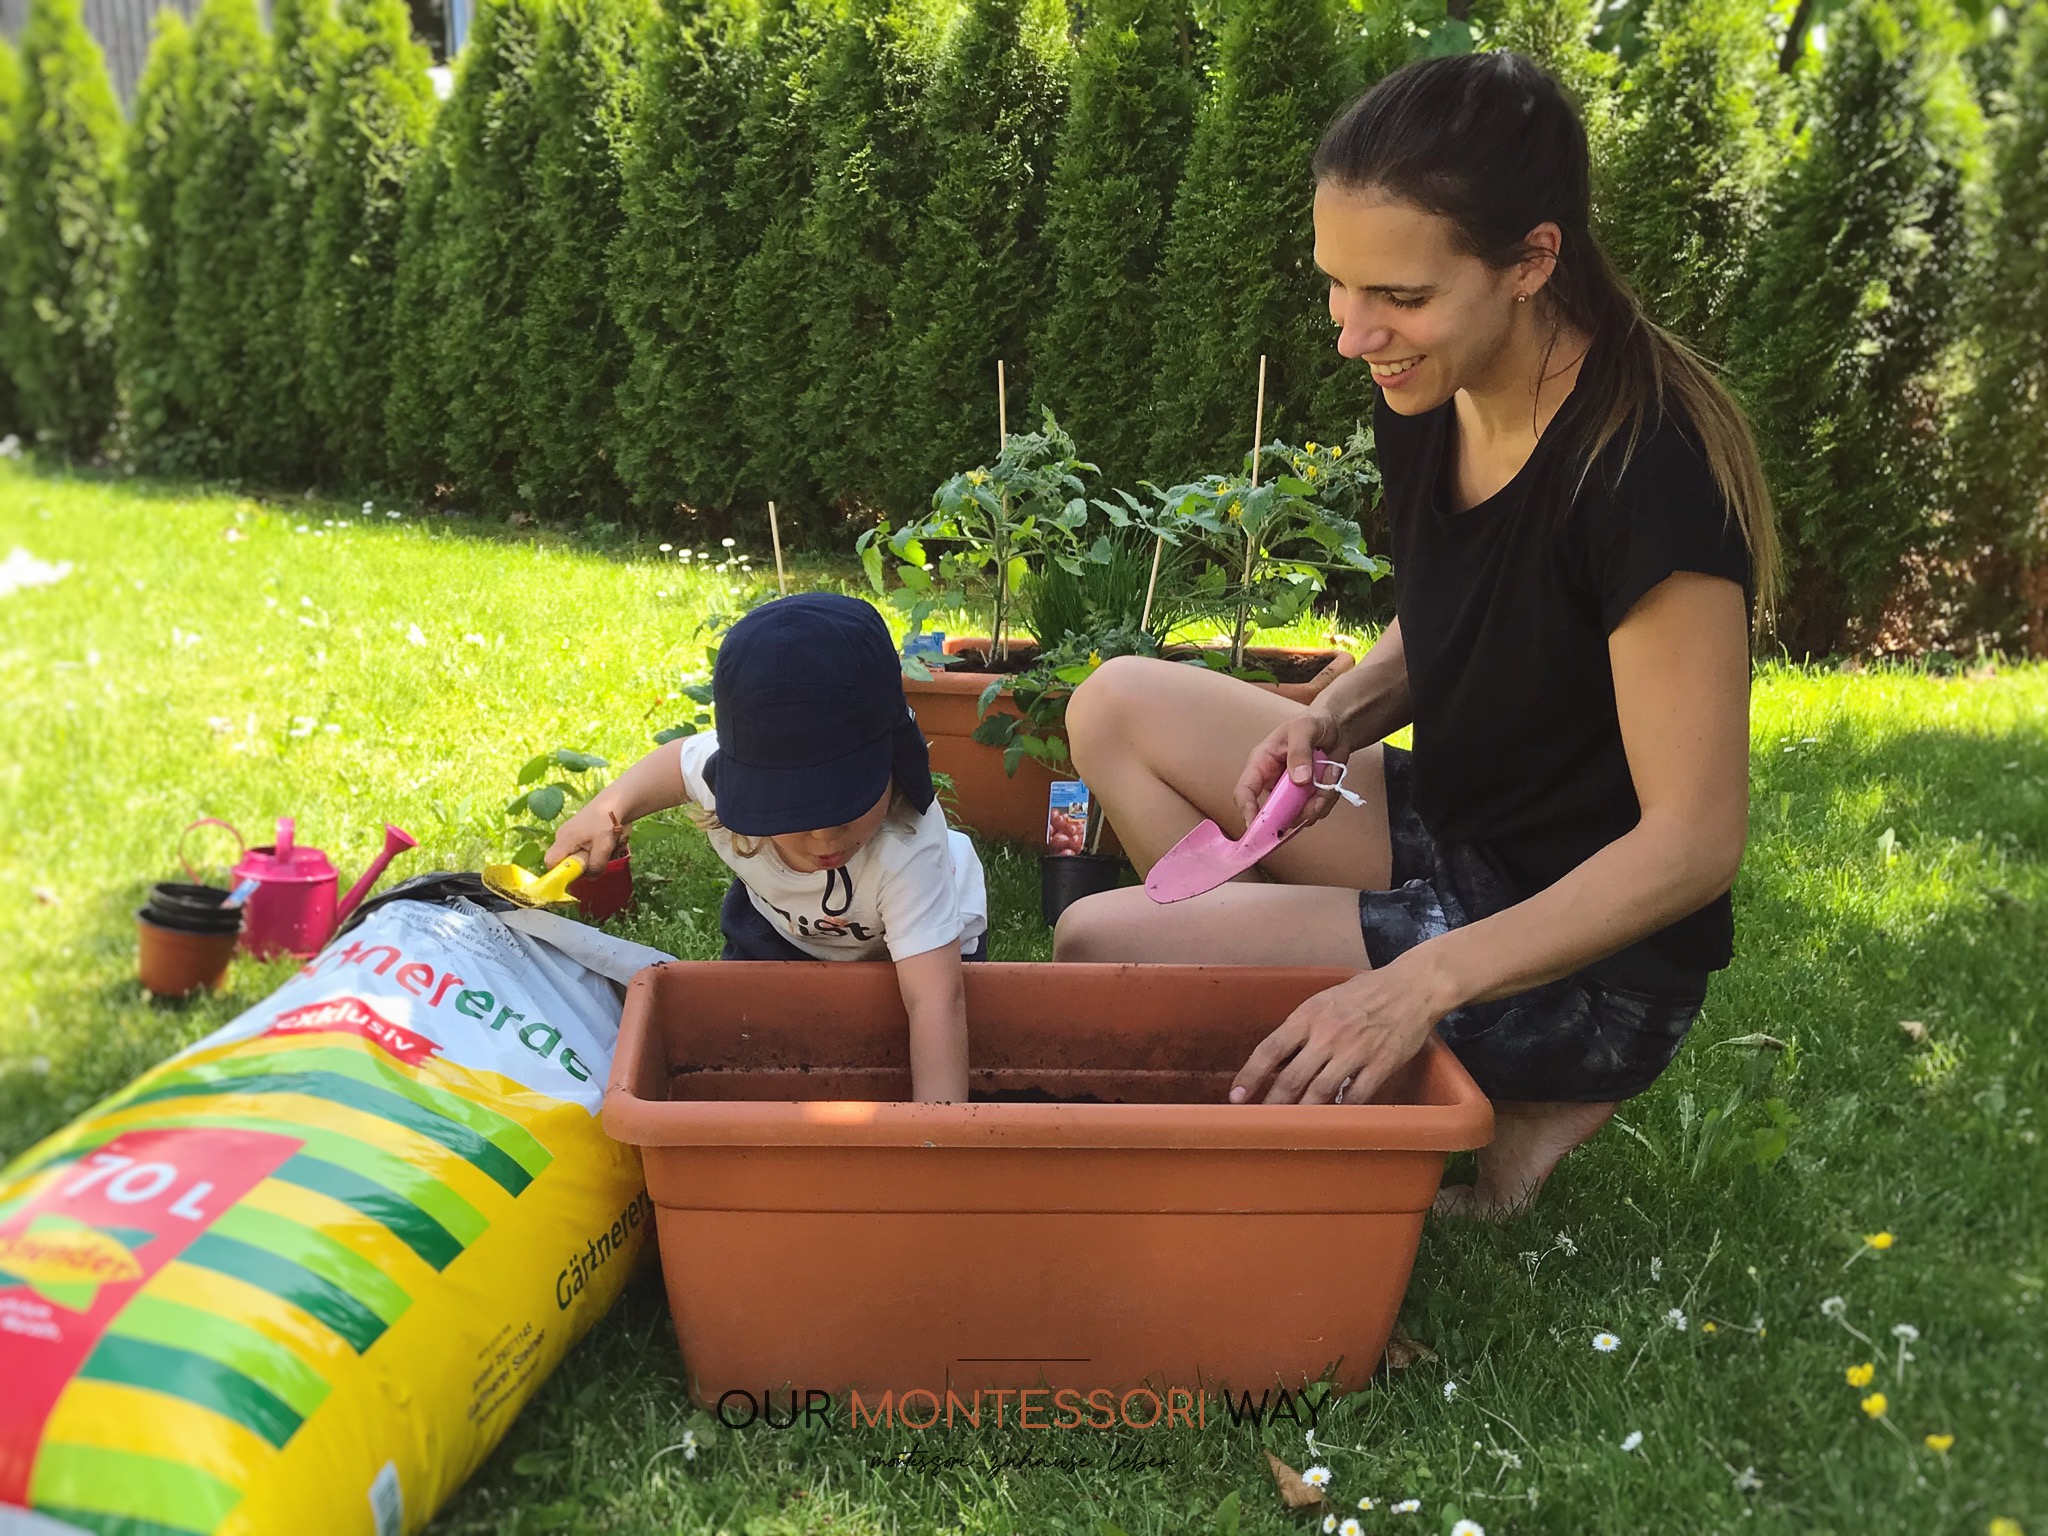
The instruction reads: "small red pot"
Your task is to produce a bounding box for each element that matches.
[137,913,237,998]
[569,854,634,922]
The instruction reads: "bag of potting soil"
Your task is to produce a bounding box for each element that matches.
[0,883,672,1536]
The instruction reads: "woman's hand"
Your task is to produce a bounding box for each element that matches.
[1231,704,1351,834]
[1227,956,1448,1105]
[545,799,629,877]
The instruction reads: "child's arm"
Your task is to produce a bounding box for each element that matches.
[894,944,969,1104]
[545,743,689,873]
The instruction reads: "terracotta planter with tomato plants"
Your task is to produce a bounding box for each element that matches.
[908,639,1354,844]
[603,961,1493,1406]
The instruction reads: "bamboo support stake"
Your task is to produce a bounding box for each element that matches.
[996,359,1010,662]
[997,359,1008,449]
[768,500,787,595]
[1231,354,1269,669]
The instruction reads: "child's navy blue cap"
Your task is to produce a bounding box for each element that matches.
[704,593,935,837]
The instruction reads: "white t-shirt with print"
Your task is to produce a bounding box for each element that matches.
[677,731,989,961]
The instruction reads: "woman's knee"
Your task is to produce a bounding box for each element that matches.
[1051,888,1133,963]
[1066,655,1168,780]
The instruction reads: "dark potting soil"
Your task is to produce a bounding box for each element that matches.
[948,645,1338,685]
[970,1085,1110,1105]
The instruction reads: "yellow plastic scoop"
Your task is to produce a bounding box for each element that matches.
[481,857,585,908]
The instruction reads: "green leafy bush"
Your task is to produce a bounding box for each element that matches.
[240,0,333,482]
[113,11,197,471]
[504,748,611,871]
[609,0,757,517]
[384,109,456,496]
[0,38,21,433]
[1598,0,1783,353]
[518,0,651,518]
[888,0,1071,513]
[1029,0,1197,492]
[795,0,945,514]
[302,0,435,486]
[1146,0,1357,482]
[720,0,834,535]
[2,0,122,459]
[439,0,547,511]
[1729,0,1986,656]
[173,0,269,472]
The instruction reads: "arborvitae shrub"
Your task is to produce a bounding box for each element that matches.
[1147,0,1352,479]
[242,0,333,483]
[0,39,21,433]
[719,0,833,535]
[1730,0,1986,656]
[1030,0,1197,490]
[438,0,547,510]
[174,0,270,470]
[3,0,123,458]
[518,0,650,518]
[384,110,455,496]
[888,0,1070,512]
[1598,0,1782,353]
[610,0,757,518]
[303,0,435,487]
[1952,0,2048,651]
[114,10,196,470]
[796,0,945,514]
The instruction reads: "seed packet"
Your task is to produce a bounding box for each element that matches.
[1046,780,1090,856]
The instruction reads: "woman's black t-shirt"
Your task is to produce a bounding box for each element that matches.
[1372,376,1753,984]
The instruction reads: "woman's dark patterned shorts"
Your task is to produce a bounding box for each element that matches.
[1360,746,1710,1103]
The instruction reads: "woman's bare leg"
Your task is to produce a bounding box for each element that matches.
[1065,656,1394,889]
[1053,882,1371,966]
[1433,1101,1617,1220]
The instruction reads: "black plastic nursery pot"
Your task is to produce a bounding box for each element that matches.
[1040,853,1127,927]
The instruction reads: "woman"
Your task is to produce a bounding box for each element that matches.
[1054,50,1779,1218]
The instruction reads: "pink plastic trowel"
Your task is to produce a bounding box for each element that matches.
[1144,752,1362,903]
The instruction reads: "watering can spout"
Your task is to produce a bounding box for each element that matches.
[337,824,418,924]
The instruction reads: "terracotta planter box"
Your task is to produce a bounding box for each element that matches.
[906,639,1352,844]
[603,962,1492,1407]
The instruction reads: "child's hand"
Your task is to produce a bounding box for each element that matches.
[546,800,628,875]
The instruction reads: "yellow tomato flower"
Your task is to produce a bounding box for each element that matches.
[1306,441,1321,453]
[1227,500,1245,521]
[966,470,987,486]
[1924,1433,1955,1453]
[1865,1231,1894,1250]
[1988,1520,2024,1536]
[1860,1392,1888,1418]
[1331,446,1343,458]
[1845,1362,1875,1388]
[1086,650,1102,669]
[1304,465,1319,480]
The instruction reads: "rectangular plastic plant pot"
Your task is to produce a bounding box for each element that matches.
[603,962,1493,1407]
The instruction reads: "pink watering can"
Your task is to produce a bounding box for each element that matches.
[183,816,417,960]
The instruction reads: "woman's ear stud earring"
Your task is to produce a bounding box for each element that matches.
[1515,293,1530,303]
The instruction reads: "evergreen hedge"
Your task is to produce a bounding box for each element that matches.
[887,0,1070,511]
[113,9,195,471]
[1598,0,1781,353]
[303,0,435,487]
[1730,0,1986,655]
[1029,0,1197,492]
[1953,0,2048,650]
[1147,0,1356,475]
[0,39,21,434]
[384,105,456,495]
[241,0,333,482]
[719,0,833,535]
[795,0,944,512]
[438,0,547,509]
[609,0,757,514]
[517,0,650,518]
[2,0,122,459]
[174,0,270,471]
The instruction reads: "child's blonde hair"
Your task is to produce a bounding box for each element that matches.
[688,783,918,859]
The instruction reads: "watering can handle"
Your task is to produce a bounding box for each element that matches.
[179,817,247,884]
[275,816,296,858]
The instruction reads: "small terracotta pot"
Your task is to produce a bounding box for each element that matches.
[604,962,1493,1406]
[137,913,238,998]
[1040,852,1125,926]
[910,639,1353,844]
[569,853,634,922]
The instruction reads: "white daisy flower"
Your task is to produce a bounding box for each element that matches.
[1733,1465,1761,1493]
[362,501,374,514]
[406,623,427,647]
[659,542,673,551]
[1392,1498,1421,1514]
[680,1429,698,1461]
[1356,1496,1376,1511]
[1820,1295,1847,1319]
[1593,1331,1620,1352]
[1341,1520,1364,1536]
[1665,1307,1688,1331]
[1891,1323,1920,1342]
[1555,1232,1577,1256]
[1303,1465,1332,1489]
[721,537,736,548]
[1620,1430,1644,1452]
[1443,1380,1459,1400]
[1451,1522,1487,1536]
[1322,1517,1337,1535]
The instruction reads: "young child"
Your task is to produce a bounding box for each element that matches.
[545,593,986,1103]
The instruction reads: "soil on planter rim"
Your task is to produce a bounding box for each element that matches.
[945,643,1341,684]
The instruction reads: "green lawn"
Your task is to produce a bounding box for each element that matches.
[2,461,2044,1536]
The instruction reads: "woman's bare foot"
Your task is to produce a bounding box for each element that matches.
[1433,1099,1617,1220]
